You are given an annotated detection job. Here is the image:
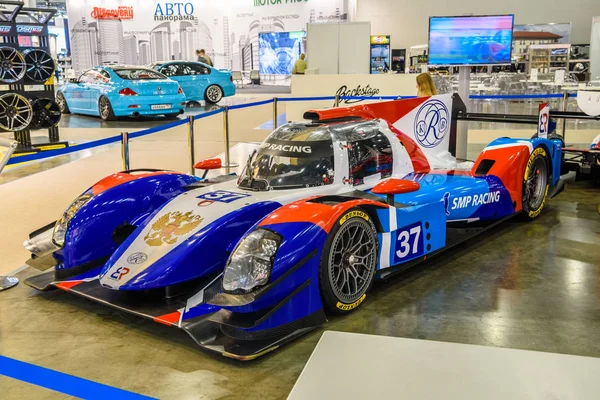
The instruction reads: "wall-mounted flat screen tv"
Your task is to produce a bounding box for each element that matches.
[259,31,306,75]
[428,15,514,65]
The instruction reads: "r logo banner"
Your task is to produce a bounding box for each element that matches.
[414,99,449,148]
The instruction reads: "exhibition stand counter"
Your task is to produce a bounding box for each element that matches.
[288,74,418,121]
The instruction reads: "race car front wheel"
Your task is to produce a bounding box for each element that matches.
[521,146,549,220]
[319,208,378,315]
[99,96,116,121]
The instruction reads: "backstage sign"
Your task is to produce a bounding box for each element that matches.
[254,0,308,7]
[335,84,381,105]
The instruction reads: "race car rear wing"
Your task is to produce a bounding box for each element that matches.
[456,110,600,125]
[304,94,598,157]
[304,94,467,157]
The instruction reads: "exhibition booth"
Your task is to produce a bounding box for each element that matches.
[1,0,600,399]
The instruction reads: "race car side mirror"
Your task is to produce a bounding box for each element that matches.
[372,179,420,206]
[194,158,222,179]
[194,158,222,170]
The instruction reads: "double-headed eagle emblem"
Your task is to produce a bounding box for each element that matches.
[144,211,203,247]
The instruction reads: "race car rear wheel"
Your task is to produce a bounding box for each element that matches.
[319,208,378,315]
[99,96,116,121]
[520,146,549,220]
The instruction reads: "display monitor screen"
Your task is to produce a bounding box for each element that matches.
[428,15,514,65]
[259,31,306,75]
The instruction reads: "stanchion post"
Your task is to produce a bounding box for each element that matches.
[273,97,278,129]
[187,115,195,175]
[561,91,568,139]
[120,131,130,171]
[334,94,340,107]
[223,106,231,174]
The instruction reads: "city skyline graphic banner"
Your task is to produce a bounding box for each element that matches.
[66,0,345,74]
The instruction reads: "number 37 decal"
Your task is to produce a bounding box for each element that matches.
[393,222,424,263]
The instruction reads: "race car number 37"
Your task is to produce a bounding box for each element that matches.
[196,190,251,204]
[392,221,424,264]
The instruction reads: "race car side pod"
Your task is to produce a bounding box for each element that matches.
[456,110,600,125]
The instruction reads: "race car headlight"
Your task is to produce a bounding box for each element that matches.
[222,229,281,293]
[53,192,93,247]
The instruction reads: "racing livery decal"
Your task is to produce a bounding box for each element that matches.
[144,211,203,246]
[196,190,251,204]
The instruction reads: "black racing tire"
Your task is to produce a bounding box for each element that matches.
[98,95,116,121]
[520,146,550,221]
[319,208,378,315]
[204,84,223,104]
[56,91,70,114]
[163,112,180,119]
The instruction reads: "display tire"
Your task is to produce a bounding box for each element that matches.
[23,49,55,82]
[0,93,33,131]
[98,96,116,121]
[204,85,223,104]
[0,47,26,83]
[56,91,70,114]
[29,97,61,129]
[318,207,378,315]
[520,146,550,221]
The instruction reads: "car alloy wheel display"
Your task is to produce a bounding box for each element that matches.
[23,49,55,82]
[99,96,111,120]
[206,85,223,103]
[327,217,377,304]
[29,97,61,129]
[0,47,26,83]
[56,91,69,113]
[0,93,33,131]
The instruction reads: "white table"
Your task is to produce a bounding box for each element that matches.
[289,331,600,400]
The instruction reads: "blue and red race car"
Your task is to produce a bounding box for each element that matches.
[24,95,563,360]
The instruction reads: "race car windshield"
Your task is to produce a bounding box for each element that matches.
[113,69,166,80]
[238,124,335,191]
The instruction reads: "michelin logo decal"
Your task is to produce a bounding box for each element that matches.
[452,191,501,210]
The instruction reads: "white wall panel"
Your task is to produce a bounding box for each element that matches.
[338,22,370,74]
[307,23,340,74]
[307,22,370,74]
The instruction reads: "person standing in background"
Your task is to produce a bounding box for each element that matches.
[197,49,213,67]
[415,72,438,97]
[292,53,307,75]
[196,49,205,63]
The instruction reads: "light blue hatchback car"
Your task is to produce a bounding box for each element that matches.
[149,61,236,103]
[56,66,187,121]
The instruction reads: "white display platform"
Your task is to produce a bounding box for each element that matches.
[288,74,418,121]
[289,331,600,400]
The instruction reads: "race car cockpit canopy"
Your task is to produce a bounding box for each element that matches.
[237,120,393,191]
[237,123,335,191]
